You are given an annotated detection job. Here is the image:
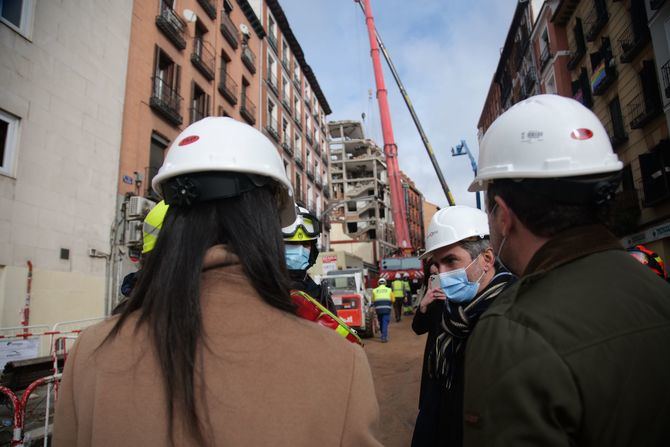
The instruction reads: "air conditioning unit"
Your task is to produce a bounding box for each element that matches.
[127,196,156,220]
[126,220,144,247]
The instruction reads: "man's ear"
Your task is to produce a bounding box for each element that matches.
[481,247,495,272]
[493,196,515,238]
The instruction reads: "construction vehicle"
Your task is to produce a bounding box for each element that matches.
[321,269,377,338]
[357,0,458,287]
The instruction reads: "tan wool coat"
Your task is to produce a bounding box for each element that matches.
[53,246,382,446]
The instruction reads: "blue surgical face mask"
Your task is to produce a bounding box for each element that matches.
[438,254,484,304]
[285,245,310,270]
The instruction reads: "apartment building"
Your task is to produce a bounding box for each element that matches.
[479,0,670,260]
[261,0,332,233]
[117,0,265,200]
[400,171,425,251]
[327,120,395,267]
[0,1,133,326]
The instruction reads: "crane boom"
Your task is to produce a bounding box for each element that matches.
[360,0,412,250]
[356,0,456,206]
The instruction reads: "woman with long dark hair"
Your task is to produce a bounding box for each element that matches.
[53,118,381,446]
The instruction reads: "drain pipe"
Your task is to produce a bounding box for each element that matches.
[22,261,32,334]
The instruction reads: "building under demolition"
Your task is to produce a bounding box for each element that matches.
[327,120,396,268]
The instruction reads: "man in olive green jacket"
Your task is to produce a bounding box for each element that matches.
[464,95,670,446]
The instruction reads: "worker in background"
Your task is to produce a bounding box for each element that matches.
[411,206,514,446]
[391,273,405,322]
[54,117,381,446]
[464,95,670,446]
[627,244,668,281]
[402,273,413,315]
[282,206,335,312]
[372,278,394,343]
[114,200,170,314]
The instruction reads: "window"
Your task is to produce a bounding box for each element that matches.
[0,109,20,177]
[268,14,277,51]
[282,117,290,145]
[147,133,169,198]
[639,139,670,206]
[608,97,627,143]
[295,172,302,199]
[190,82,209,123]
[0,0,34,37]
[282,40,290,67]
[282,76,290,105]
[223,0,233,14]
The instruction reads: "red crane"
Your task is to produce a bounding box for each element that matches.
[360,0,412,252]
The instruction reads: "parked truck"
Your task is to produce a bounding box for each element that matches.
[321,269,377,339]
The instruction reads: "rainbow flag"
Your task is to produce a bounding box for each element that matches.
[591,61,606,91]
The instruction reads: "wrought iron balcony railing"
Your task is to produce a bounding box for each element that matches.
[218,71,238,105]
[191,37,215,81]
[627,91,662,129]
[241,46,256,73]
[220,12,238,49]
[150,76,183,126]
[240,94,256,125]
[156,3,186,50]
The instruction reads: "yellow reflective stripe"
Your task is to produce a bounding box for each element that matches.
[336,325,349,338]
[143,221,161,237]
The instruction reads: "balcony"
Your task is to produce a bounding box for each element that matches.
[196,0,216,20]
[323,187,331,199]
[240,95,256,125]
[293,113,302,130]
[266,69,278,96]
[218,71,238,105]
[585,4,608,42]
[150,76,182,126]
[266,116,279,142]
[315,175,323,189]
[293,72,301,89]
[322,149,329,163]
[567,45,586,70]
[661,60,670,99]
[539,46,552,71]
[281,56,290,72]
[295,152,304,169]
[268,33,278,52]
[603,118,628,149]
[522,67,537,97]
[618,22,650,63]
[306,131,313,145]
[591,60,617,96]
[189,107,206,124]
[627,91,663,129]
[191,38,215,81]
[282,137,293,155]
[306,165,315,181]
[241,46,256,74]
[220,12,238,49]
[156,4,187,50]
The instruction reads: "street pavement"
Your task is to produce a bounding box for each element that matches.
[364,315,425,446]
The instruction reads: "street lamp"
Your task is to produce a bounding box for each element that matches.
[451,140,481,210]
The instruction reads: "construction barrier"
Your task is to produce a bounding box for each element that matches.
[0,318,105,446]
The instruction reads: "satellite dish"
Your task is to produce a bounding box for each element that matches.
[240,23,250,36]
[183,9,197,23]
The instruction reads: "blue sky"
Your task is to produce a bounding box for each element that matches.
[279,0,518,208]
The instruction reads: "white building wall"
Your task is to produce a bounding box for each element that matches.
[0,1,132,327]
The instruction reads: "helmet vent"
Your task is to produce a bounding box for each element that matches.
[179,135,200,146]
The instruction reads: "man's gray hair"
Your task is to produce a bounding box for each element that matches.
[459,237,491,261]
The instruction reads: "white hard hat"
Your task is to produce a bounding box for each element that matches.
[394,273,401,279]
[378,278,387,285]
[152,117,295,226]
[469,94,623,192]
[420,206,489,260]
